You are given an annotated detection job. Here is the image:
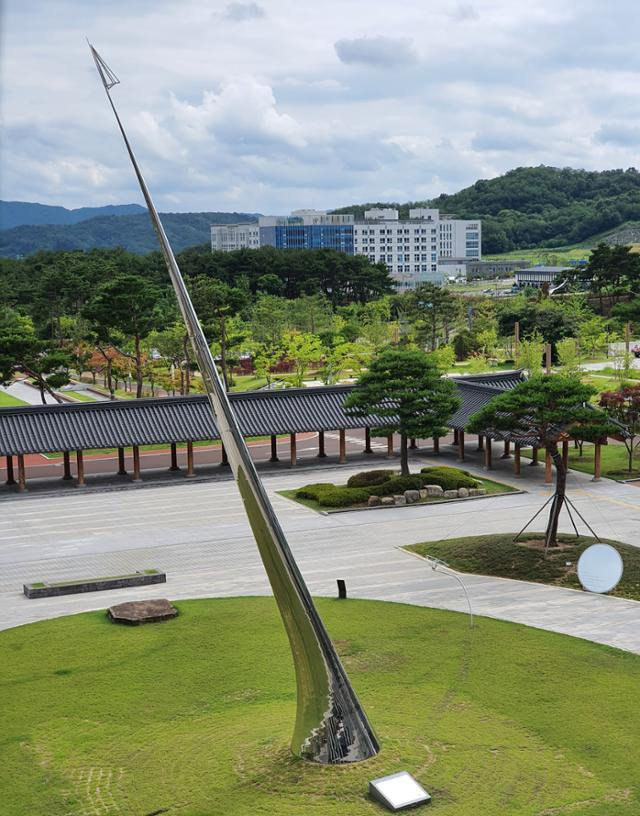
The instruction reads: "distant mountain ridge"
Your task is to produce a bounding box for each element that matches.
[0,210,260,257]
[0,200,147,230]
[332,166,640,253]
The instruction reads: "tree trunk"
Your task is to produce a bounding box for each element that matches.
[183,334,191,394]
[220,318,229,391]
[107,360,115,400]
[400,433,409,476]
[627,436,635,473]
[545,440,566,549]
[431,314,437,352]
[135,334,143,398]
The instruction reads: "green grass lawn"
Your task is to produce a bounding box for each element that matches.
[61,390,99,402]
[1,597,638,816]
[522,442,640,480]
[0,391,26,407]
[406,533,640,602]
[278,475,516,513]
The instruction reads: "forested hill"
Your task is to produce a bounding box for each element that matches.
[0,200,146,230]
[334,166,640,253]
[0,211,259,257]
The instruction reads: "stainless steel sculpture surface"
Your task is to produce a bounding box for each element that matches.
[88,44,379,764]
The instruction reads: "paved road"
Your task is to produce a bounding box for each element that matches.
[0,380,58,405]
[2,447,639,654]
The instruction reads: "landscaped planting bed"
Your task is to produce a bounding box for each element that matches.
[280,466,518,512]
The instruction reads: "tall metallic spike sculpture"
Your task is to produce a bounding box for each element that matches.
[88,44,379,764]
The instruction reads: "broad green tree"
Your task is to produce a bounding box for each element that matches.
[282,331,323,387]
[468,375,617,547]
[599,385,640,473]
[83,274,165,397]
[345,348,461,476]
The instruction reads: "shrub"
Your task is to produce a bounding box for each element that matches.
[316,486,371,507]
[347,469,395,488]
[369,475,424,497]
[420,466,479,490]
[296,483,334,501]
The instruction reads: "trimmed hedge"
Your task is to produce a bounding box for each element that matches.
[420,466,479,490]
[316,486,371,507]
[347,469,395,488]
[369,475,424,497]
[295,483,334,500]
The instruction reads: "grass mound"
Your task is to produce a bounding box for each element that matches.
[1,598,639,815]
[406,533,640,602]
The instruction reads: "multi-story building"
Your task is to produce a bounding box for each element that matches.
[211,223,260,251]
[258,210,354,253]
[210,207,481,289]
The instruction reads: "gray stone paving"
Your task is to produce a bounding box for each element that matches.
[1,450,639,655]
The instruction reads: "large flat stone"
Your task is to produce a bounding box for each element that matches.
[108,598,178,625]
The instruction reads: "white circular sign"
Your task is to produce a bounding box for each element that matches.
[577,544,623,594]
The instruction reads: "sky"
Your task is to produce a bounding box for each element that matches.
[1,0,640,214]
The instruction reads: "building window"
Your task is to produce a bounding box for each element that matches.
[431,264,437,271]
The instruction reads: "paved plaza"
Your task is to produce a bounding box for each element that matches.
[1,444,639,653]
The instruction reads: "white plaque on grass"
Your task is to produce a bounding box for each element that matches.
[369,771,431,811]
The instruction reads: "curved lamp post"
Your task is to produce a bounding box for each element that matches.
[88,44,379,764]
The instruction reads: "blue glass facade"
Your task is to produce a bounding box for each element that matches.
[260,224,354,253]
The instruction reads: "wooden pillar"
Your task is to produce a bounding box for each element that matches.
[270,434,279,462]
[339,429,346,464]
[76,449,85,486]
[364,427,372,454]
[220,443,229,467]
[290,433,297,467]
[476,434,484,452]
[317,430,326,458]
[514,443,521,477]
[484,437,492,470]
[457,430,465,462]
[62,451,72,480]
[562,439,569,470]
[545,343,552,375]
[530,445,539,466]
[453,428,459,445]
[169,442,180,471]
[186,440,195,476]
[409,437,417,449]
[5,455,16,485]
[17,454,26,492]
[386,434,394,458]
[593,442,602,482]
[432,436,440,455]
[117,447,127,475]
[545,449,553,484]
[501,439,511,459]
[132,445,141,482]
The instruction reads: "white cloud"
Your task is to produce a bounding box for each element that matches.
[334,36,417,68]
[1,0,639,212]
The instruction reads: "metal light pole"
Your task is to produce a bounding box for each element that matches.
[88,44,379,764]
